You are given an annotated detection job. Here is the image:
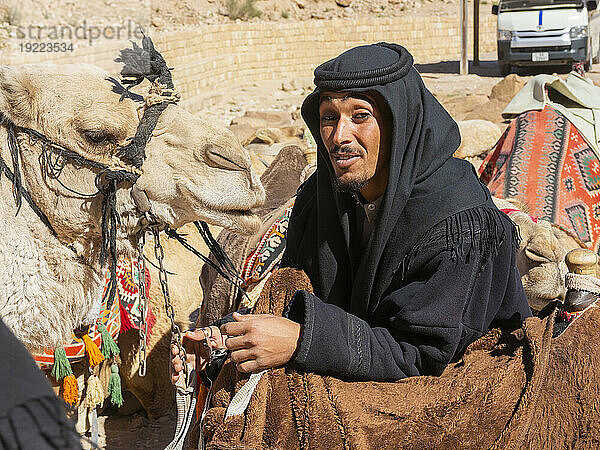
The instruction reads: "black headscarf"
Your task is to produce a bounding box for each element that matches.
[283,43,493,319]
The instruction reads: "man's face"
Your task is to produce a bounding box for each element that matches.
[318,91,391,201]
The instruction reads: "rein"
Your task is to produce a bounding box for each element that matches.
[0,124,57,234]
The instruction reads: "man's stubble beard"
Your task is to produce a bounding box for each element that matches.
[333,174,369,194]
[330,146,369,194]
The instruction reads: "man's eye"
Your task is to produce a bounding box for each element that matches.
[320,115,336,123]
[354,112,371,121]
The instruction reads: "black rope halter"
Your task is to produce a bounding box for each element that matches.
[0,111,142,309]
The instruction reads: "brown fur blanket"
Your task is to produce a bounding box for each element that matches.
[201,268,600,449]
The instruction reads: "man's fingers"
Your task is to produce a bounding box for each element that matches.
[224,335,250,350]
[236,359,260,373]
[232,311,252,322]
[220,321,248,336]
[182,329,207,353]
[169,353,179,384]
[184,329,207,342]
[230,348,254,364]
[171,357,184,373]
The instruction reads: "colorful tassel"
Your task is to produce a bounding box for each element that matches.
[84,373,105,409]
[98,324,120,359]
[51,347,72,381]
[82,334,105,367]
[145,307,156,342]
[108,363,123,407]
[63,374,79,406]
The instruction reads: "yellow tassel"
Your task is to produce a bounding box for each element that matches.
[63,374,79,406]
[84,373,105,409]
[82,334,105,367]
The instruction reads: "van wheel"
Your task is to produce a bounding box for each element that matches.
[499,63,511,76]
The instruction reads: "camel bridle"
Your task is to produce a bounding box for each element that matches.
[0,34,182,310]
[0,36,244,308]
[1,31,246,372]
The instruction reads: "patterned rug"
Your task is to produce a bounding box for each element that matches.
[480,106,600,252]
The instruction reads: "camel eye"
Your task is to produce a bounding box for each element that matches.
[84,130,112,145]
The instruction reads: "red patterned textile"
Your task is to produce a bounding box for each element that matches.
[480,106,600,252]
[33,258,153,369]
[115,258,155,334]
[241,201,295,286]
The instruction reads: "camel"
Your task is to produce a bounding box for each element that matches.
[492,197,588,312]
[198,143,315,327]
[121,134,315,419]
[0,41,264,423]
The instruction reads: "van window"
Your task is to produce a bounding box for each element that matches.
[499,0,584,12]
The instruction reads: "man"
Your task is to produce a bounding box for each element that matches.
[0,318,82,449]
[172,42,531,383]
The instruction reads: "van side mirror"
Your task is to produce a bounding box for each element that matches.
[492,4,499,15]
[587,0,597,9]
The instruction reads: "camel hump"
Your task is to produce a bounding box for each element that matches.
[566,248,598,276]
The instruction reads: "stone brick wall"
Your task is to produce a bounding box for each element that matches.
[2,14,497,112]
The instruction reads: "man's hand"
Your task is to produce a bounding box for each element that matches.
[221,312,301,373]
[169,326,226,384]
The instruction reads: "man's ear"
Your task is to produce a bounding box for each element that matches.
[0,65,35,126]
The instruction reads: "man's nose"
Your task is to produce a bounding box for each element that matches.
[332,117,352,147]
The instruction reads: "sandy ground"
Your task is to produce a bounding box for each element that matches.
[80,57,600,449]
[2,0,462,31]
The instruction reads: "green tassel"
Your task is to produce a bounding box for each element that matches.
[98,323,120,359]
[108,363,123,407]
[51,347,73,381]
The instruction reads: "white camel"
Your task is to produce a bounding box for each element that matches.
[0,42,264,423]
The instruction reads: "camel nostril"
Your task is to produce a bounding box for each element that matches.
[205,147,247,172]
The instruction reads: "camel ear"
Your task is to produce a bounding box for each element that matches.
[0,65,35,124]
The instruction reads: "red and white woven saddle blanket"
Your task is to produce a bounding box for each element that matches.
[239,200,295,308]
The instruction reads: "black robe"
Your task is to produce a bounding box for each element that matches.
[280,43,531,381]
[0,319,81,449]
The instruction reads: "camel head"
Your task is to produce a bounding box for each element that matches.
[492,197,584,312]
[514,215,570,311]
[0,62,264,261]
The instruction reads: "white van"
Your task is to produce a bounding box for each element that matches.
[492,0,600,74]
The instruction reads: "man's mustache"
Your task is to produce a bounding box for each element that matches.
[330,145,362,155]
